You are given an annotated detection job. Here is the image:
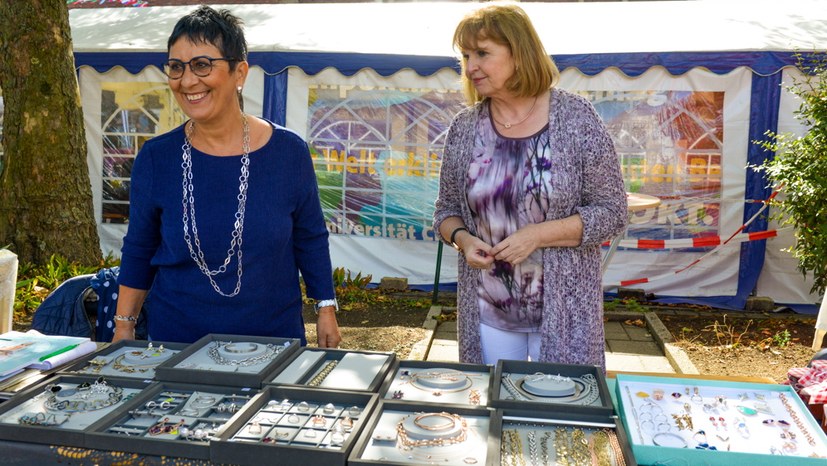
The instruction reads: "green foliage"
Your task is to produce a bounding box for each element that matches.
[771,328,792,348]
[603,298,646,313]
[332,267,375,310]
[752,52,827,295]
[14,253,119,328]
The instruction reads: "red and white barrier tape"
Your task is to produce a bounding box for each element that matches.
[607,187,784,288]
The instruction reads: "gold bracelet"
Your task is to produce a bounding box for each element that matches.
[778,392,817,446]
[413,412,457,431]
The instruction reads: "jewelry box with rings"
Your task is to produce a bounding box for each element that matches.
[348,400,496,465]
[615,374,827,466]
[84,382,256,460]
[378,360,493,407]
[153,333,299,388]
[491,360,614,416]
[494,407,637,466]
[211,385,378,466]
[59,340,188,381]
[265,347,395,393]
[0,374,148,448]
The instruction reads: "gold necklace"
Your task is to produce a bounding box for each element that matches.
[490,95,539,129]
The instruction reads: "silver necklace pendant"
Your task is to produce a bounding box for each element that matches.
[181,114,251,297]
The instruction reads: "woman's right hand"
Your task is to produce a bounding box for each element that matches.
[461,235,495,270]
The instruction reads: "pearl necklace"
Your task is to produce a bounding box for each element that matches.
[490,95,539,129]
[181,114,250,297]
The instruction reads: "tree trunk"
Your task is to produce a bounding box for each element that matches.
[0,0,102,265]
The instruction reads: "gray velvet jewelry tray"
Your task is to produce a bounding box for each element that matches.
[0,374,151,448]
[348,399,498,466]
[264,347,396,393]
[153,333,300,388]
[210,385,379,466]
[494,407,638,466]
[58,339,189,381]
[490,360,614,416]
[378,360,495,408]
[84,381,259,460]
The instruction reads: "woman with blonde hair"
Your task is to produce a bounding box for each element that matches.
[434,3,627,367]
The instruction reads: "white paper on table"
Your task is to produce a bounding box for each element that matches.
[26,340,98,370]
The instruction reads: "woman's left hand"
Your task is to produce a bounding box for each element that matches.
[490,224,541,265]
[316,308,342,348]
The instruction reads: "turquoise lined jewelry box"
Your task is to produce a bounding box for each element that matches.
[613,373,827,466]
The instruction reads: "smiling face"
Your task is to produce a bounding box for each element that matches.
[168,38,247,125]
[461,37,516,101]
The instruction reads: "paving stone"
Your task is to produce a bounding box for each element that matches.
[604,321,628,340]
[624,325,654,342]
[605,340,663,357]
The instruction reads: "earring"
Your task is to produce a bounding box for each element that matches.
[237,86,243,93]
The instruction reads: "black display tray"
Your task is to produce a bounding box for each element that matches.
[0,374,151,447]
[58,339,189,381]
[153,333,299,388]
[85,381,259,460]
[348,400,498,465]
[494,407,638,466]
[211,385,379,466]
[490,359,614,416]
[265,347,395,393]
[378,359,494,408]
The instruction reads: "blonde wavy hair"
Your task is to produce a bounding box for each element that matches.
[453,3,560,105]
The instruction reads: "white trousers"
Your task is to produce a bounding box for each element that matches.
[479,322,542,365]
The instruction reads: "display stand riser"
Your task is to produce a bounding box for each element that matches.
[0,374,150,447]
[210,385,378,466]
[264,347,395,393]
[348,400,498,466]
[154,334,299,388]
[58,340,189,382]
[615,374,827,466]
[378,359,495,408]
[491,359,614,416]
[495,407,638,466]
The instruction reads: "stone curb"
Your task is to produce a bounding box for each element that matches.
[407,304,443,360]
[643,311,699,375]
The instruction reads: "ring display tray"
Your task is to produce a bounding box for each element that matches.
[615,374,827,466]
[210,385,379,466]
[59,340,188,381]
[154,333,299,388]
[0,374,150,447]
[491,360,614,416]
[379,360,494,408]
[85,382,258,460]
[494,408,637,466]
[265,347,395,393]
[348,400,497,466]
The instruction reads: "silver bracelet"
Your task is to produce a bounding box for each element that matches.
[113,315,137,323]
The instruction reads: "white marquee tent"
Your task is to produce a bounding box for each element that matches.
[67,1,827,312]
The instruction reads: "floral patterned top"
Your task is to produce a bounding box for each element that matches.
[467,104,551,331]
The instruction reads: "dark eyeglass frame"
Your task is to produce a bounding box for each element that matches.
[163,56,238,79]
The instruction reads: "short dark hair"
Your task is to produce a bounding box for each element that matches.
[167,5,247,71]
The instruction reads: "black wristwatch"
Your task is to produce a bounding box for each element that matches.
[315,299,339,314]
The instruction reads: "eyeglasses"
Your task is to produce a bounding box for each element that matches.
[163,56,237,79]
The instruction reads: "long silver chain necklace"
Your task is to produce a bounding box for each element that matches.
[181,113,250,297]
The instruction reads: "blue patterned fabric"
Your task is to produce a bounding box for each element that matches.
[91,266,147,341]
